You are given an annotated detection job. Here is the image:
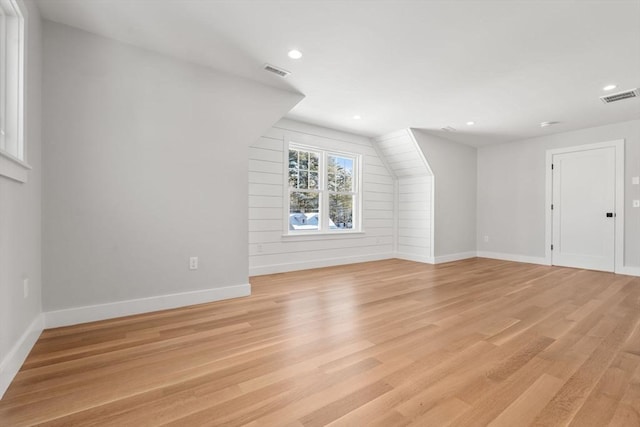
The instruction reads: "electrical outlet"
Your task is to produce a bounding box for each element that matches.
[23,278,29,298]
[484,235,489,243]
[189,257,198,270]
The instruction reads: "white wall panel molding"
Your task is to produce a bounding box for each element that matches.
[0,315,43,399]
[44,284,250,329]
[476,251,548,266]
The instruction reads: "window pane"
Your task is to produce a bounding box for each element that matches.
[309,171,318,190]
[1,9,23,160]
[288,149,299,188]
[289,170,298,188]
[328,164,336,191]
[299,172,308,189]
[289,192,320,231]
[289,149,299,169]
[299,151,309,170]
[309,152,319,171]
[328,155,354,192]
[289,149,320,190]
[329,194,353,229]
[0,13,7,153]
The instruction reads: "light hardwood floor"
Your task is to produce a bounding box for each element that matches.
[1,258,639,426]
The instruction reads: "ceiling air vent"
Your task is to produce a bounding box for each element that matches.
[264,64,291,78]
[600,88,639,104]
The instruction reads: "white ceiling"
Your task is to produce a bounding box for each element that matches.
[36,0,640,146]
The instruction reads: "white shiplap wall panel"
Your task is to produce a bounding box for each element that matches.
[367,164,393,176]
[253,136,283,151]
[366,219,394,229]
[364,173,395,185]
[250,235,394,256]
[249,230,284,244]
[366,200,394,211]
[399,201,430,212]
[249,207,282,220]
[364,191,394,201]
[248,171,281,185]
[399,191,429,202]
[249,119,395,275]
[399,221,430,231]
[248,196,283,209]
[249,183,282,197]
[249,147,282,163]
[374,130,434,263]
[250,245,393,272]
[249,219,281,232]
[399,227,429,238]
[364,210,394,220]
[249,159,282,174]
[386,151,423,165]
[365,183,394,194]
[363,155,388,167]
[399,236,430,248]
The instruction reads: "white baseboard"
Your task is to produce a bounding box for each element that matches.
[44,283,251,329]
[0,314,44,399]
[434,251,477,264]
[477,251,548,266]
[478,251,640,276]
[250,252,395,276]
[618,266,640,277]
[395,252,435,264]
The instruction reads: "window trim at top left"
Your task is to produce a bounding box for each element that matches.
[0,0,30,183]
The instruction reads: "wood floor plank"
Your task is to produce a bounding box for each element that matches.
[487,373,564,427]
[0,258,638,426]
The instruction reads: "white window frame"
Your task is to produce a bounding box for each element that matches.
[285,142,362,235]
[0,0,29,183]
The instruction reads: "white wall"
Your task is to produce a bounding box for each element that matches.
[412,129,477,261]
[249,119,394,275]
[0,0,42,398]
[477,119,640,269]
[374,130,434,263]
[42,22,302,316]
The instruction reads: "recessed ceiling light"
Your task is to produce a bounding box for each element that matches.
[603,84,617,91]
[466,121,475,126]
[353,115,361,120]
[288,49,302,59]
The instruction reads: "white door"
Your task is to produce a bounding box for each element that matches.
[552,147,616,272]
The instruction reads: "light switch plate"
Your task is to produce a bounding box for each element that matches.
[633,176,640,185]
[633,200,640,208]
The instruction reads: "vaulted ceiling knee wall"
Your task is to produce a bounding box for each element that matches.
[373,129,435,264]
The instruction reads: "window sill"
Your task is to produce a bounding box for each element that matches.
[0,150,31,183]
[282,231,365,241]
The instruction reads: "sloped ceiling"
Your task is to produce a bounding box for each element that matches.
[36,0,640,146]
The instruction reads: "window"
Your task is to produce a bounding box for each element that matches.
[0,0,27,182]
[287,144,360,233]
